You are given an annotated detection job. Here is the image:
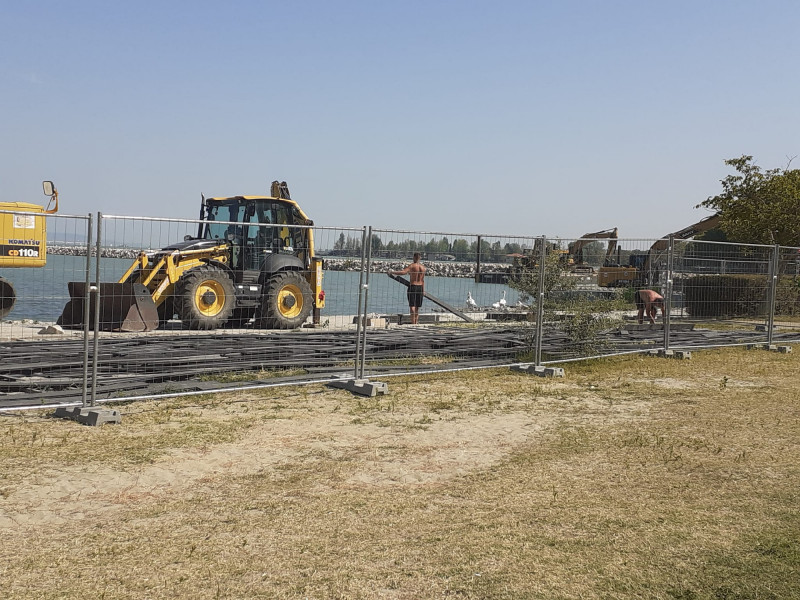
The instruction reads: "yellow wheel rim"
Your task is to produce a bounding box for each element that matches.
[277,283,304,318]
[194,280,227,316]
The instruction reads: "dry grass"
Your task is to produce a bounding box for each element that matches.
[1,347,799,599]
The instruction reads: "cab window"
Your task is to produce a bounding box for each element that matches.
[204,201,246,240]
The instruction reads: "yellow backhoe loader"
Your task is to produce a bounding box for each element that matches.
[0,181,59,318]
[59,181,325,331]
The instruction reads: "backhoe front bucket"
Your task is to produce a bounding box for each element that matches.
[59,282,159,332]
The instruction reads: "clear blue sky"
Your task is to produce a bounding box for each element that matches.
[2,1,798,239]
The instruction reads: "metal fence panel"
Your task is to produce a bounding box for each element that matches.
[534,235,637,363]
[357,229,542,378]
[774,245,800,341]
[669,239,774,349]
[85,215,367,403]
[3,214,798,411]
[0,210,93,410]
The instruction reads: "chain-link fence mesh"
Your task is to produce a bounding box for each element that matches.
[74,215,369,404]
[776,245,800,338]
[0,210,93,409]
[2,215,799,411]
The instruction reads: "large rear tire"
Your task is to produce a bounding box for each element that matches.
[256,271,313,329]
[0,277,16,319]
[176,265,235,330]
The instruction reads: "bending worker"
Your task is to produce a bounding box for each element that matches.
[635,289,665,324]
[389,253,426,325]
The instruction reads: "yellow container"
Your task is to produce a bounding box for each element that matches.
[0,202,48,267]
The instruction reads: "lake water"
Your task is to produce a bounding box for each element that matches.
[1,254,521,322]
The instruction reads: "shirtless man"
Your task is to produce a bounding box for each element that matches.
[635,289,665,324]
[389,253,426,324]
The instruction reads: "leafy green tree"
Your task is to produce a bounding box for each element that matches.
[700,155,800,246]
[451,238,470,259]
[334,232,346,251]
[510,248,575,308]
[370,233,383,254]
[510,248,623,357]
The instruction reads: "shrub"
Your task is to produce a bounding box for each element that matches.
[776,276,800,316]
[682,275,770,317]
[681,275,800,317]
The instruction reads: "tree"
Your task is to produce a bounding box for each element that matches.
[451,238,470,259]
[700,155,800,246]
[370,233,383,254]
[334,232,346,251]
[509,247,623,357]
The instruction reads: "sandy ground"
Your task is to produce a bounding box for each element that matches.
[0,311,489,342]
[0,389,594,530]
[0,319,86,341]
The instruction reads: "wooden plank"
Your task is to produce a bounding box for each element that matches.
[387,273,474,322]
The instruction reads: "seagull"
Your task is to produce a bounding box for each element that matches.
[492,291,507,310]
[466,291,478,309]
[498,290,507,308]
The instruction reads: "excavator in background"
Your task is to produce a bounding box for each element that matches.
[568,227,619,273]
[597,213,721,287]
[508,238,572,277]
[59,181,325,332]
[0,181,59,319]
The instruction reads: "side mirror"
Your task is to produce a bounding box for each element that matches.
[42,180,59,213]
[184,234,193,241]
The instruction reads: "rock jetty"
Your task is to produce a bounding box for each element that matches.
[47,246,511,279]
[324,258,510,279]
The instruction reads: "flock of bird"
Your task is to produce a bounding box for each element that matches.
[466,290,527,311]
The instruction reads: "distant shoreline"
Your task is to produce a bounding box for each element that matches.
[45,246,510,278]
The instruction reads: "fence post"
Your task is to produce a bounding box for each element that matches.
[474,235,482,283]
[534,235,547,366]
[352,226,368,379]
[358,226,374,379]
[767,244,779,346]
[90,213,103,407]
[80,213,93,408]
[664,235,674,353]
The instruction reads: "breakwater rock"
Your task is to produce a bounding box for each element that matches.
[46,247,513,279]
[48,245,143,259]
[323,258,511,279]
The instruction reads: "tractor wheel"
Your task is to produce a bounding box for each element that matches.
[175,265,235,330]
[0,277,16,319]
[256,271,313,329]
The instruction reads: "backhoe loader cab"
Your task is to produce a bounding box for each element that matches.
[59,181,325,332]
[200,195,313,272]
